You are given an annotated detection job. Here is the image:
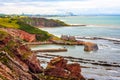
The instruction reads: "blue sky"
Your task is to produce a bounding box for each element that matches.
[0,0,120,15]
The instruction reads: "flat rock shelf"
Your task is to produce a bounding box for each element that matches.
[32,48,67,52]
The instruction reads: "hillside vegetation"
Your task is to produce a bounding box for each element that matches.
[20,17,69,27]
[0,17,51,41]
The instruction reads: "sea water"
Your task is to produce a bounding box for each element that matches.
[45,16,120,27]
[31,16,120,80]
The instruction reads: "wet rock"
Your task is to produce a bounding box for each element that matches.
[84,42,98,52]
[69,36,76,41]
[66,63,85,79]
[47,56,67,68]
[61,35,69,41]
[88,78,95,80]
[61,35,76,41]
[45,56,85,80]
[44,67,69,78]
[114,42,120,44]
[77,41,85,45]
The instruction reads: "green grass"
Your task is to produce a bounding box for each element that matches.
[17,21,51,41]
[0,18,19,28]
[0,17,51,41]
[0,30,9,41]
[20,17,69,27]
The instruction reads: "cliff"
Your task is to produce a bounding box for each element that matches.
[0,30,43,80]
[0,17,51,41]
[0,30,85,80]
[20,17,69,27]
[1,28,36,42]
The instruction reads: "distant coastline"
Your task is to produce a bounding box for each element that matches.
[69,24,86,27]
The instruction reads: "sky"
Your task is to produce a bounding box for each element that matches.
[0,0,120,15]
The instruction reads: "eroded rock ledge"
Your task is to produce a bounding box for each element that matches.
[45,56,85,80]
[0,30,43,80]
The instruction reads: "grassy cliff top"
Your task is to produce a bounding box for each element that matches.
[20,17,69,27]
[0,17,49,34]
[0,18,19,28]
[0,17,51,41]
[0,30,9,41]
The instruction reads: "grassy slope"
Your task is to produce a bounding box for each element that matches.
[20,17,69,27]
[0,17,51,41]
[0,18,19,28]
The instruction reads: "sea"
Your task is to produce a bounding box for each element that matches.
[31,16,120,80]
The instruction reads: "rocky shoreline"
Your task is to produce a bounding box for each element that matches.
[37,53,120,80]
[0,29,87,80]
[27,40,98,52]
[37,54,120,68]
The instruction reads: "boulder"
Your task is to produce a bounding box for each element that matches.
[84,42,98,52]
[45,56,85,80]
[61,35,69,41]
[68,36,76,41]
[47,56,67,68]
[61,35,76,41]
[66,63,85,79]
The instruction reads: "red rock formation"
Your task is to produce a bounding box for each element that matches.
[17,45,43,73]
[0,31,43,80]
[66,63,84,79]
[19,30,36,42]
[47,56,67,68]
[45,67,69,78]
[1,28,36,42]
[45,56,85,80]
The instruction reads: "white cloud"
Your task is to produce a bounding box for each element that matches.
[0,0,120,14]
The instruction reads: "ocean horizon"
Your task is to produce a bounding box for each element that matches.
[44,15,120,28]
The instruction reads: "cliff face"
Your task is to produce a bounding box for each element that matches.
[1,28,36,42]
[0,17,52,41]
[0,30,85,80]
[0,30,43,80]
[21,17,69,27]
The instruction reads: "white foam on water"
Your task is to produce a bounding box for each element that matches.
[111,48,120,51]
[101,37,120,42]
[108,70,119,73]
[76,36,120,42]
[98,44,110,49]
